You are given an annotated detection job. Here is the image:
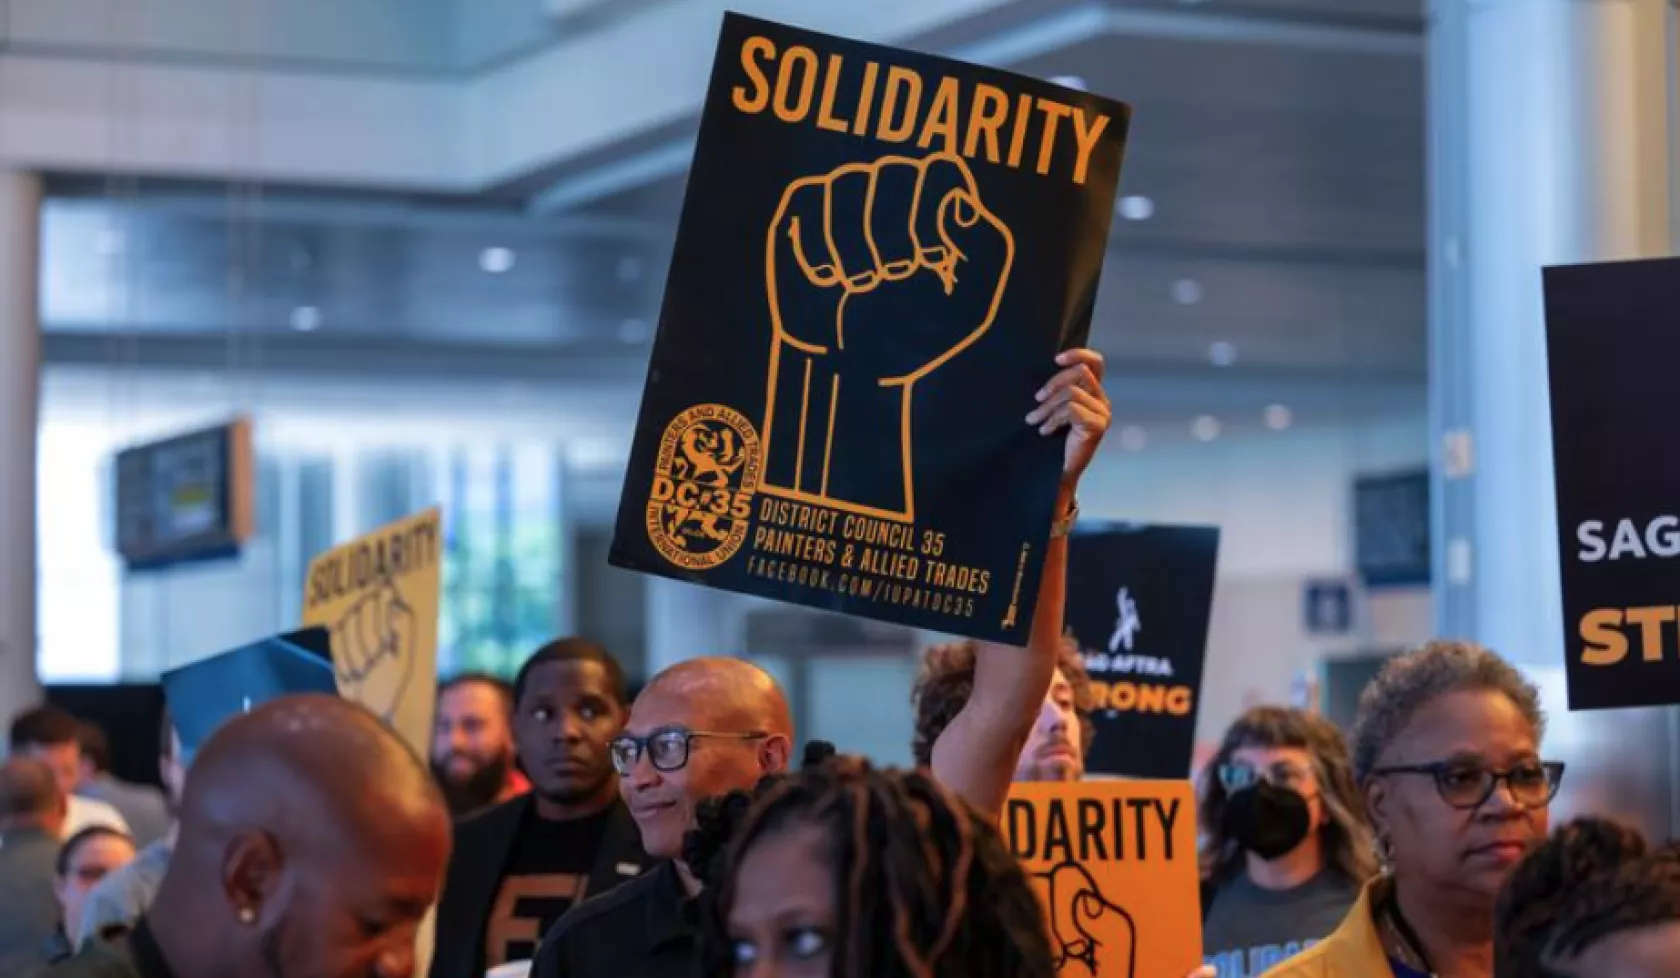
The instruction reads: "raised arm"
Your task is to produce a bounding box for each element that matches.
[931,349,1109,821]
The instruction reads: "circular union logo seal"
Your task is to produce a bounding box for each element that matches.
[646,403,761,571]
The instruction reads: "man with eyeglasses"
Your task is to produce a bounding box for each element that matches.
[430,639,648,978]
[530,656,794,978]
[533,348,1114,978]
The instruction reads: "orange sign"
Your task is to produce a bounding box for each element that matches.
[1005,780,1202,978]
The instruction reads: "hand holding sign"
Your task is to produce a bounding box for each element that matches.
[330,578,417,724]
[762,151,1015,521]
[1029,348,1111,487]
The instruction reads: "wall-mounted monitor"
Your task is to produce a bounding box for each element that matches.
[1353,469,1430,587]
[113,418,254,571]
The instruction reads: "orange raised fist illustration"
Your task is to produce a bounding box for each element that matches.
[761,151,1015,522]
[330,578,416,724]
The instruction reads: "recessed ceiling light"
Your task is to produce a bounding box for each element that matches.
[617,256,644,284]
[290,305,322,332]
[1172,278,1204,305]
[1117,196,1154,221]
[1119,425,1147,451]
[1265,404,1293,430]
[1192,415,1220,442]
[480,246,516,274]
[618,318,652,343]
[1208,341,1237,367]
[1049,75,1088,92]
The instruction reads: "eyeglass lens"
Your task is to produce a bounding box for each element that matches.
[1437,762,1559,807]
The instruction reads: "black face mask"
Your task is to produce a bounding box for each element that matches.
[1222,781,1312,861]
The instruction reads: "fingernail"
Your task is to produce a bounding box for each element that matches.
[1056,351,1070,364]
[1035,388,1048,401]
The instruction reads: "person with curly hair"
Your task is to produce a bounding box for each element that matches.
[911,634,1094,783]
[1260,640,1565,978]
[697,754,1055,978]
[1495,816,1680,978]
[1197,707,1374,977]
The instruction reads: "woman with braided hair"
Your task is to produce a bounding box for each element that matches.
[696,754,1055,978]
[1494,816,1680,978]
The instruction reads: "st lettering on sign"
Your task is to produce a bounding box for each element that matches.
[1005,780,1202,978]
[1544,256,1680,710]
[302,507,442,752]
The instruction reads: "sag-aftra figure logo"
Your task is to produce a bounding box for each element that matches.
[759,151,1015,522]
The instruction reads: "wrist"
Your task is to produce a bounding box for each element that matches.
[1054,484,1077,516]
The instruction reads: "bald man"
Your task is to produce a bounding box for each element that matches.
[41,694,451,978]
[0,757,69,977]
[532,656,792,978]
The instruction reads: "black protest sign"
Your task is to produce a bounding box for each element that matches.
[1064,523,1219,777]
[609,13,1130,643]
[1545,256,1680,711]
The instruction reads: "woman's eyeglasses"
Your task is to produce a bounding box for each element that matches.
[609,726,767,775]
[1371,759,1565,810]
[1218,761,1313,794]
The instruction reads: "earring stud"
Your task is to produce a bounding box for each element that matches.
[238,906,257,925]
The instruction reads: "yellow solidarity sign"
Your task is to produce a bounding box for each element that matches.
[301,507,441,754]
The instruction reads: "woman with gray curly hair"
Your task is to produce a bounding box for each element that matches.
[1262,640,1566,978]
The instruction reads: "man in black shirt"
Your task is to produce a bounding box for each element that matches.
[533,656,794,978]
[430,639,648,978]
[41,694,450,978]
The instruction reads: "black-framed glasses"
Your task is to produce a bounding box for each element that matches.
[1371,759,1565,810]
[610,727,768,775]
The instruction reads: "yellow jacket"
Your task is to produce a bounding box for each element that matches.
[1260,879,1394,978]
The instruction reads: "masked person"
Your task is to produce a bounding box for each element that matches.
[46,826,137,963]
[1260,640,1563,978]
[430,673,529,818]
[1197,707,1375,977]
[1495,817,1680,978]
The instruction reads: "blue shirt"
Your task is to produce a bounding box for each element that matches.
[1389,957,1431,978]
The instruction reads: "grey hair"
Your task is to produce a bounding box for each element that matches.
[1351,639,1545,783]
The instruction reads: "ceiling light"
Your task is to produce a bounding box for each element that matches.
[1119,425,1147,451]
[616,256,644,284]
[480,247,516,274]
[1172,278,1203,305]
[290,305,322,332]
[618,318,652,344]
[1192,416,1220,442]
[1049,75,1088,92]
[1265,404,1293,430]
[1117,196,1154,221]
[1208,341,1237,367]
